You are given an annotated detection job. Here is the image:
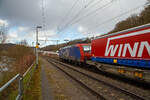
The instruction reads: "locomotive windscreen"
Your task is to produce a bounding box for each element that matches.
[82,45,91,53]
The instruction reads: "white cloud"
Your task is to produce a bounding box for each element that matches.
[26,29,57,40]
[8,32,18,38]
[39,30,57,37]
[0,19,8,26]
[7,26,28,43]
[8,29,18,39]
[18,27,28,32]
[0,0,148,45]
[7,30,20,43]
[78,26,85,33]
[78,26,87,34]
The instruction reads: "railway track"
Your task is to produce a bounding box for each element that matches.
[47,58,148,100]
[47,59,106,100]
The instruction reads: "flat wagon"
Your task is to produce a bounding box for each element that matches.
[88,23,150,83]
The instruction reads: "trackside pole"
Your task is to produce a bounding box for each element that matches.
[36,26,42,68]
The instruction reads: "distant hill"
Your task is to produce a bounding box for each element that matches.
[42,38,91,51]
[0,43,16,51]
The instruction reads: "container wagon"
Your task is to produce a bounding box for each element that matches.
[87,23,150,83]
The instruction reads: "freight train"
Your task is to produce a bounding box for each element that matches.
[58,23,150,83]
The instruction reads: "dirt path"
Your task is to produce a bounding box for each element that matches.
[40,57,93,100]
[41,59,54,100]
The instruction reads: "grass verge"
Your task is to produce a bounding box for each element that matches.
[3,64,36,100]
[0,64,35,100]
[23,61,42,100]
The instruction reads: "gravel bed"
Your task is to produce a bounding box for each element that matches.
[41,58,97,100]
[54,59,150,100]
[50,59,144,100]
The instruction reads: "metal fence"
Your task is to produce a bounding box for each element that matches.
[0,62,35,100]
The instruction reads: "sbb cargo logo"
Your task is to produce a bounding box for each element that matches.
[105,28,150,59]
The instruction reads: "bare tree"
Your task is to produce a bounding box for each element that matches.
[18,39,28,46]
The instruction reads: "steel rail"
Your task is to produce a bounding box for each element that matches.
[47,59,106,100]
[50,58,148,100]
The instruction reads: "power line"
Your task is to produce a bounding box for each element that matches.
[70,0,116,27]
[57,0,80,31]
[61,0,97,33]
[86,0,103,8]
[88,2,148,32]
[59,0,117,33]
[41,0,48,43]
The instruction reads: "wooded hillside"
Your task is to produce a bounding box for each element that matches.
[42,38,91,51]
[109,1,150,33]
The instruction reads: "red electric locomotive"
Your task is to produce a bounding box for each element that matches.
[59,43,91,65]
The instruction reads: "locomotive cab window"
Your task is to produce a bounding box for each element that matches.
[82,45,91,53]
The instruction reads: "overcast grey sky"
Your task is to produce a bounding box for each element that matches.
[0,0,148,46]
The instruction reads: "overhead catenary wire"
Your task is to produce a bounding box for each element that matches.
[57,0,80,31]
[68,0,116,27]
[68,0,97,23]
[58,0,117,33]
[41,0,47,43]
[60,0,97,33]
[88,2,148,32]
[56,1,149,39]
